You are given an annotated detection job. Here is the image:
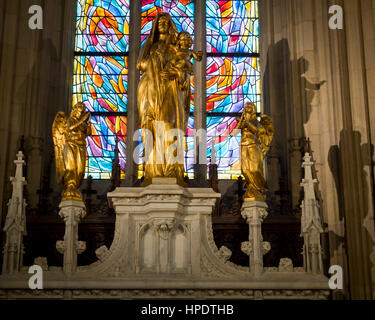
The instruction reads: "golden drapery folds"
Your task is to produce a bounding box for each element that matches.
[235,102,274,202]
[137,13,202,186]
[52,102,91,201]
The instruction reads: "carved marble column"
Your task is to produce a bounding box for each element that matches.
[241,201,269,277]
[56,200,86,274]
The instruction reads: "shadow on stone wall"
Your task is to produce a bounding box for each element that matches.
[15,38,68,215]
[328,129,375,298]
[263,39,326,216]
[298,57,326,124]
[262,39,291,216]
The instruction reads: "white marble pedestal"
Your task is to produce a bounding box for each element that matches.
[80,177,223,276]
[241,201,270,277]
[56,200,86,274]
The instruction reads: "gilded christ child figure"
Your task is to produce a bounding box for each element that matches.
[161,31,203,91]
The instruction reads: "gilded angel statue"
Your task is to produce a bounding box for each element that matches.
[52,102,91,201]
[235,102,274,202]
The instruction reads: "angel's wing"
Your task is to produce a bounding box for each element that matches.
[52,112,68,184]
[258,115,274,159]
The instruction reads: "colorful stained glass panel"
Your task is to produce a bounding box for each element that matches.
[75,0,130,53]
[73,55,128,112]
[141,0,194,45]
[206,56,260,113]
[86,115,127,178]
[206,0,259,53]
[75,1,129,179]
[206,116,241,179]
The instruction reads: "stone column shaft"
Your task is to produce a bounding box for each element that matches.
[56,200,86,274]
[193,0,207,184]
[241,201,268,277]
[125,1,141,186]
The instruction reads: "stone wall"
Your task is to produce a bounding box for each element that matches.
[260,0,375,299]
[0,0,75,220]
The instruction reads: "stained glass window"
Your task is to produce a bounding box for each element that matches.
[206,0,260,179]
[141,0,194,45]
[74,0,260,181]
[73,55,128,113]
[87,115,127,179]
[74,0,129,179]
[75,0,130,53]
[206,0,259,54]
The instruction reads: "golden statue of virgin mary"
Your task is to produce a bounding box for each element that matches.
[137,13,201,186]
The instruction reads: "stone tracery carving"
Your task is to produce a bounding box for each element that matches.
[241,241,252,256]
[95,245,110,262]
[152,218,177,240]
[278,258,294,272]
[217,246,232,262]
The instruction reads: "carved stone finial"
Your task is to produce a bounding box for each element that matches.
[300,152,324,274]
[218,246,232,262]
[262,242,271,255]
[278,258,293,272]
[2,151,27,274]
[95,245,110,262]
[33,257,48,271]
[241,241,271,257]
[241,241,253,256]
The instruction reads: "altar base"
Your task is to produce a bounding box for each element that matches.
[0,179,329,300]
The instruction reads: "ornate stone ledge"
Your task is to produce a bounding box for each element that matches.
[0,275,330,300]
[0,287,330,300]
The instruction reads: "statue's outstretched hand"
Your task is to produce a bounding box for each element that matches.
[196,51,203,61]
